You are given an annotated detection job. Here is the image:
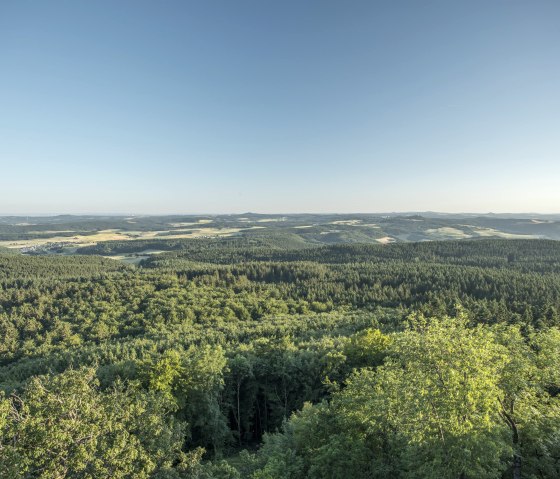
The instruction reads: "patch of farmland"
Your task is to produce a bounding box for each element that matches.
[425,227,472,239]
[376,236,396,244]
[330,219,362,225]
[471,228,539,239]
[0,230,132,249]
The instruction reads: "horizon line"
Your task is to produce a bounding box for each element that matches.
[1,211,560,218]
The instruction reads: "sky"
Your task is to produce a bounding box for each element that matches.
[1,0,559,215]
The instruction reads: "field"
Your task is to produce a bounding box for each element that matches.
[0,224,265,253]
[1,213,559,258]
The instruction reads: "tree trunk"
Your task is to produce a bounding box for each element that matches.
[511,417,521,479]
[237,382,241,445]
[499,397,521,479]
[513,453,521,479]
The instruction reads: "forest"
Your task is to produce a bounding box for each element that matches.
[0,238,559,478]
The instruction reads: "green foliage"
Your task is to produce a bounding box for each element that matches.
[1,238,560,477]
[253,317,560,479]
[0,368,187,478]
[343,328,391,368]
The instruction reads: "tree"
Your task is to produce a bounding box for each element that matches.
[493,325,560,479]
[338,314,511,479]
[228,353,255,445]
[0,368,189,478]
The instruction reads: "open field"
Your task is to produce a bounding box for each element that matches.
[470,227,540,239]
[425,226,474,239]
[0,226,266,252]
[0,230,131,249]
[376,236,397,244]
[1,213,559,258]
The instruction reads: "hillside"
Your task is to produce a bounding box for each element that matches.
[2,213,560,257]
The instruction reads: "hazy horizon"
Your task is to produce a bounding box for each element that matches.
[2,210,560,218]
[2,1,559,214]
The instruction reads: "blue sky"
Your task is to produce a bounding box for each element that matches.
[1,0,559,214]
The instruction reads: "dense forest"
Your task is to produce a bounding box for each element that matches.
[1,239,559,478]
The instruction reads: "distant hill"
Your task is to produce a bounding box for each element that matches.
[1,213,560,255]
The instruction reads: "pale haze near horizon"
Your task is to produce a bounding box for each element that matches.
[1,1,559,215]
